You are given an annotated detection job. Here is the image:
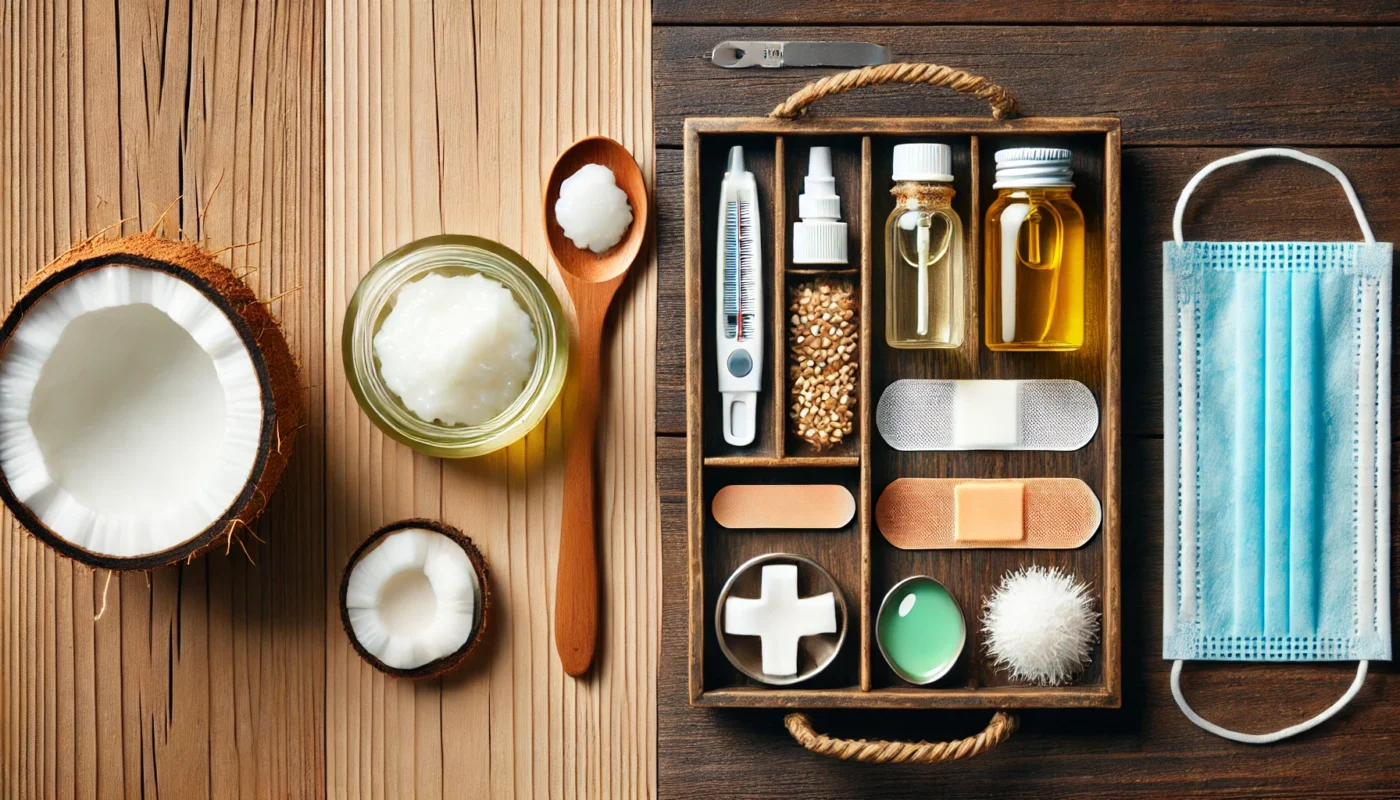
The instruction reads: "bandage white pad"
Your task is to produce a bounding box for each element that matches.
[724,565,837,677]
[875,379,1098,451]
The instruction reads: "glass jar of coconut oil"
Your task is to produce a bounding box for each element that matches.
[344,235,569,457]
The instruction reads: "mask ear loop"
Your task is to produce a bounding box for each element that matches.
[1172,147,1375,245]
[1171,661,1368,745]
[1170,147,1376,743]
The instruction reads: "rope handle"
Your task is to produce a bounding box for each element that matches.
[769,63,1019,121]
[784,711,1018,764]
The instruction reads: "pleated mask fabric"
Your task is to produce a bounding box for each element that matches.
[1163,148,1391,743]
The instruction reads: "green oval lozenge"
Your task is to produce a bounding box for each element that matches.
[877,577,965,684]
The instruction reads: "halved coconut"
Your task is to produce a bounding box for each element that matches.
[340,519,490,678]
[0,233,302,569]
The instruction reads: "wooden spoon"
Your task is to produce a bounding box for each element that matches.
[543,136,648,677]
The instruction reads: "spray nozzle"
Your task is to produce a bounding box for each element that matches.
[792,147,848,264]
[807,146,832,180]
[799,147,839,220]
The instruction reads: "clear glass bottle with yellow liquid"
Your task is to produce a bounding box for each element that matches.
[983,147,1085,351]
[884,143,965,349]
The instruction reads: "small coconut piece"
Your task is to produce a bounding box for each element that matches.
[339,519,491,679]
[0,233,302,569]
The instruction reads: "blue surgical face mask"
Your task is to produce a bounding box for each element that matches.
[1163,148,1391,743]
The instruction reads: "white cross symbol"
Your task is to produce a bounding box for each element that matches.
[724,564,837,677]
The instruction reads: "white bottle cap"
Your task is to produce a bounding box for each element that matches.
[892,143,953,183]
[993,147,1074,189]
[792,146,848,265]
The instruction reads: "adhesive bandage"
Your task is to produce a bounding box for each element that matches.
[875,478,1101,550]
[875,379,1098,451]
[712,484,857,530]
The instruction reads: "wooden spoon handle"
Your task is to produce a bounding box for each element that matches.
[556,314,603,677]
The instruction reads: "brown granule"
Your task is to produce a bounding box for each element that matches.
[788,280,858,450]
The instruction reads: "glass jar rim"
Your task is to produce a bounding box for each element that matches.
[343,234,569,458]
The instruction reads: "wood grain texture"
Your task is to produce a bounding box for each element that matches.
[0,1,326,797]
[653,26,1400,148]
[325,0,656,798]
[657,149,687,436]
[654,0,1400,25]
[4,0,655,797]
[857,136,872,693]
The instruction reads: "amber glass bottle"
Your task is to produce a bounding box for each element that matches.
[983,148,1085,351]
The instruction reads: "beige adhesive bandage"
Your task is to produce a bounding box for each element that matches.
[876,478,1100,549]
[712,484,857,530]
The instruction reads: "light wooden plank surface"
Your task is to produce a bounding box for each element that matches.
[325,0,657,798]
[1,0,656,797]
[0,1,327,797]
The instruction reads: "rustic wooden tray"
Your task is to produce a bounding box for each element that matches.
[684,95,1121,713]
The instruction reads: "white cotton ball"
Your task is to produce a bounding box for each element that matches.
[981,566,1099,686]
[554,164,634,253]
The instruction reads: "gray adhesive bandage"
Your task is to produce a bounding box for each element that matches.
[875,379,1098,451]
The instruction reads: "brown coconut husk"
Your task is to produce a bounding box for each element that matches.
[0,232,303,570]
[339,519,492,679]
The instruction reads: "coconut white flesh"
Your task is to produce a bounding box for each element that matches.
[0,266,263,557]
[344,528,479,671]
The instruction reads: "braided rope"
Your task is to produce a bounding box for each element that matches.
[769,63,1019,121]
[784,711,1018,764]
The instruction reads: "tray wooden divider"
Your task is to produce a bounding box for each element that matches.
[685,116,1121,710]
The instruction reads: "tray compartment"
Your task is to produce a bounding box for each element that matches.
[869,135,979,369]
[701,466,864,693]
[973,132,1109,379]
[784,133,868,465]
[780,135,867,463]
[699,135,781,461]
[781,134,864,278]
[782,272,865,463]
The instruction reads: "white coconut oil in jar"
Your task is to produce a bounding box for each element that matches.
[345,235,569,458]
[373,272,537,427]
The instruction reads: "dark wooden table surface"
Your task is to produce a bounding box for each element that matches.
[653,3,1400,797]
